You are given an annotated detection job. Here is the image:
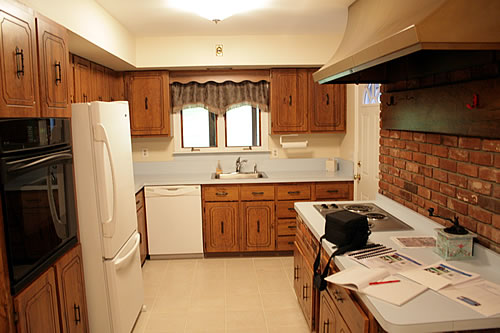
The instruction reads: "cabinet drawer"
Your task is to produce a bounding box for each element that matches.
[276,202,297,218]
[277,219,296,236]
[276,184,311,200]
[203,185,239,201]
[296,217,318,267]
[135,190,144,211]
[326,283,368,333]
[240,185,274,201]
[315,182,352,200]
[276,235,295,251]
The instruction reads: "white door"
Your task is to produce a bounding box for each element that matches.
[354,84,380,200]
[104,232,144,333]
[91,101,138,259]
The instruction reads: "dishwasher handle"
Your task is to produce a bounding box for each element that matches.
[145,186,200,197]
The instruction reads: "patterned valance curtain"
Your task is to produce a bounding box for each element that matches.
[171,80,269,115]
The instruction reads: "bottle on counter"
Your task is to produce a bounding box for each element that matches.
[216,160,222,175]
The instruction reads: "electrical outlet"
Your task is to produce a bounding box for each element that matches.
[272,149,278,158]
[142,148,149,158]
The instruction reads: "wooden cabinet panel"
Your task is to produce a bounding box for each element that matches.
[107,68,124,101]
[314,181,353,200]
[73,55,90,103]
[204,202,239,252]
[326,283,368,333]
[270,69,308,133]
[276,201,297,219]
[240,201,275,251]
[276,184,311,200]
[277,219,296,236]
[135,190,147,265]
[14,267,60,333]
[126,71,170,136]
[240,185,274,201]
[203,185,239,202]
[276,235,295,251]
[309,69,346,132]
[36,14,70,117]
[90,62,108,102]
[293,242,303,303]
[54,244,88,333]
[0,2,39,117]
[320,292,343,333]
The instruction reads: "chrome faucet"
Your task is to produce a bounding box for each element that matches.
[235,157,247,173]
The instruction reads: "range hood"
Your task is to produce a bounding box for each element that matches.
[314,0,500,84]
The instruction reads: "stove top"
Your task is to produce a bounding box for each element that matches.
[313,203,413,232]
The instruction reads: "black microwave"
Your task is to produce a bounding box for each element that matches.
[0,118,78,294]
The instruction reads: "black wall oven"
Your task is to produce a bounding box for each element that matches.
[0,118,77,294]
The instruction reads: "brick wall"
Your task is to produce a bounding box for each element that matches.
[378,131,500,253]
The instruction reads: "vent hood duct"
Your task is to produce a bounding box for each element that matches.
[313,0,500,84]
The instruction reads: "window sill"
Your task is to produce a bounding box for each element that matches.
[173,150,271,156]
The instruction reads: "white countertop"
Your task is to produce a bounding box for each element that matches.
[295,195,500,333]
[134,170,353,193]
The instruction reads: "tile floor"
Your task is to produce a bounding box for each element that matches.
[132,256,309,333]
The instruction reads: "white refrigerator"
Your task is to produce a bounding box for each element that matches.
[71,101,144,333]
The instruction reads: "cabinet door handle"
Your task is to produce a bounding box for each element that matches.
[333,289,344,303]
[145,97,148,110]
[55,61,62,85]
[215,192,228,196]
[136,200,140,205]
[294,266,299,280]
[326,93,330,106]
[251,191,264,195]
[288,207,295,211]
[257,220,260,233]
[287,191,300,194]
[287,225,296,229]
[83,94,87,102]
[221,221,224,234]
[323,319,330,333]
[74,304,81,324]
[287,241,294,245]
[303,284,308,300]
[15,47,24,78]
[326,189,339,193]
[289,95,292,106]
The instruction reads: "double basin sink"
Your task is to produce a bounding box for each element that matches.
[211,172,267,179]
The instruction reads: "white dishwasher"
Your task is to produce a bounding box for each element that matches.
[145,185,203,258]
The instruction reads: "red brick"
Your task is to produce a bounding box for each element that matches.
[389,148,400,158]
[477,223,495,242]
[412,174,425,186]
[456,188,478,204]
[380,129,390,138]
[431,191,448,206]
[457,163,478,177]
[425,178,440,191]
[439,158,457,172]
[382,155,394,165]
[389,130,401,139]
[449,148,469,162]
[400,170,412,181]
[432,145,449,158]
[420,166,433,177]
[470,151,494,166]
[381,173,394,184]
[381,138,392,147]
[495,155,500,168]
[448,198,468,215]
[426,134,441,144]
[401,131,413,140]
[469,206,492,224]
[413,133,426,142]
[418,186,431,199]
[404,181,418,194]
[461,217,478,233]
[380,146,390,155]
[426,155,440,167]
[419,143,432,154]
[404,201,418,211]
[459,137,481,150]
[399,190,412,201]
[406,142,419,152]
[395,140,406,149]
[394,196,405,205]
[389,184,399,196]
[388,166,400,177]
[494,185,500,199]
[482,139,500,152]
[493,214,500,229]
[440,183,456,197]
[379,181,390,191]
[469,180,492,195]
[437,206,455,220]
[479,167,500,183]
[400,151,413,161]
[449,173,467,188]
[442,135,458,147]
[406,162,419,173]
[413,152,426,164]
[415,196,426,208]
[394,177,405,188]
[433,169,448,182]
[478,196,500,214]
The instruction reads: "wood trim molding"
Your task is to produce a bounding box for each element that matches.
[170,69,270,84]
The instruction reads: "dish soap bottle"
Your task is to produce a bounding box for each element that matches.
[216,160,222,175]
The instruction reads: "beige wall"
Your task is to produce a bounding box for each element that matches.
[339,84,356,161]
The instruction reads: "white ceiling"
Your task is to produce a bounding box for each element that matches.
[94,0,354,37]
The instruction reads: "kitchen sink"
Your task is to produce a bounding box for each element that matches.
[211,172,267,179]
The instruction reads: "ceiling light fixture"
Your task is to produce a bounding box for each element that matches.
[168,0,270,23]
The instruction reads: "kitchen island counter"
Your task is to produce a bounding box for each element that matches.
[295,195,500,332]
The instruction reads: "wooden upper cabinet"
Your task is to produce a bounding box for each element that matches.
[125,71,170,136]
[14,267,61,333]
[91,62,108,102]
[309,69,346,132]
[73,55,91,103]
[107,68,124,101]
[241,201,275,251]
[36,14,70,117]
[0,1,39,117]
[270,69,308,133]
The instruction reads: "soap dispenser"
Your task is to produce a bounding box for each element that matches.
[216,160,222,175]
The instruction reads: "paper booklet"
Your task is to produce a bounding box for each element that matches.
[350,250,424,275]
[400,261,480,291]
[325,266,428,306]
[438,278,500,317]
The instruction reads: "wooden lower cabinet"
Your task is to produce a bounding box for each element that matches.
[204,202,240,252]
[294,231,317,331]
[135,190,148,265]
[241,201,275,251]
[13,244,88,333]
[320,291,351,333]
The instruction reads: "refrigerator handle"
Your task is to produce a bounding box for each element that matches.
[114,233,140,270]
[93,123,117,237]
